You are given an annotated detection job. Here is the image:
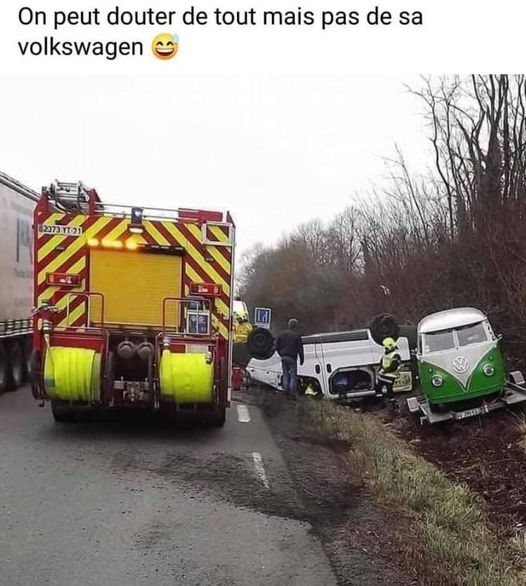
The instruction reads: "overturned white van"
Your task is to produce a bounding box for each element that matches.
[246,329,412,400]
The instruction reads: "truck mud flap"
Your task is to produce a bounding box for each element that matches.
[28,348,44,401]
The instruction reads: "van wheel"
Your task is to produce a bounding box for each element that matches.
[0,343,8,393]
[8,342,24,391]
[51,401,75,423]
[247,328,275,360]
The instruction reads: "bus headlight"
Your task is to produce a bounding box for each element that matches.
[431,374,443,387]
[483,364,495,376]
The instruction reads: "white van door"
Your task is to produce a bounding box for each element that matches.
[298,335,327,395]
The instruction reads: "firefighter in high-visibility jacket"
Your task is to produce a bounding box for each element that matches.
[375,337,401,412]
[233,317,253,344]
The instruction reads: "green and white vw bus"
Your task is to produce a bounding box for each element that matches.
[407,307,526,422]
[417,308,505,412]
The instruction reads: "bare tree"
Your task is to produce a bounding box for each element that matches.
[240,75,526,347]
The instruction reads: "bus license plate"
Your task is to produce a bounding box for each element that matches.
[454,406,487,420]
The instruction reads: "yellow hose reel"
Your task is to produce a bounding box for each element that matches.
[43,347,214,404]
[44,347,101,402]
[160,350,214,403]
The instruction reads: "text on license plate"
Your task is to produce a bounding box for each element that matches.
[39,224,83,236]
[454,406,488,420]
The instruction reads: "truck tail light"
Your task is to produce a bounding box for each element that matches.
[46,273,80,287]
[190,283,222,296]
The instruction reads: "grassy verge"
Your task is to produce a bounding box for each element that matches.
[303,401,526,586]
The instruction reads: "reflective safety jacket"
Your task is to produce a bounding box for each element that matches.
[234,322,253,344]
[379,350,401,380]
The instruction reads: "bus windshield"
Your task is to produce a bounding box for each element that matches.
[423,322,489,353]
[456,322,487,347]
[424,329,456,353]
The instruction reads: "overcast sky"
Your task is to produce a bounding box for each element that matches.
[0,74,432,257]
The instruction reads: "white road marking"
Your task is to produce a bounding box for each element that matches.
[237,404,251,423]
[251,452,270,489]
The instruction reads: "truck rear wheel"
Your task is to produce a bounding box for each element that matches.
[51,401,75,423]
[0,343,8,393]
[7,342,24,391]
[204,406,226,428]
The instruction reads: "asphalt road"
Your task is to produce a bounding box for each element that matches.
[0,388,337,586]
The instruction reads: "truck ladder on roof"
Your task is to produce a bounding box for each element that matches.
[49,181,92,214]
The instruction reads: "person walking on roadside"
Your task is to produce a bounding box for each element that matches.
[276,318,304,399]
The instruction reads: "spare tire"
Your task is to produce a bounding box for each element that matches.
[247,327,275,361]
[369,313,400,346]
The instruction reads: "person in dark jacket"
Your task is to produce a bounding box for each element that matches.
[276,318,304,398]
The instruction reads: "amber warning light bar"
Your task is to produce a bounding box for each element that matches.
[46,273,81,287]
[190,283,222,296]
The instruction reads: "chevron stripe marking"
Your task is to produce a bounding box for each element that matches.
[163,223,230,295]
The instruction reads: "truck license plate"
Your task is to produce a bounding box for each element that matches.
[454,405,488,420]
[39,224,83,236]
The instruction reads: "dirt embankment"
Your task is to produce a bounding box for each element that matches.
[250,387,526,585]
[393,408,526,537]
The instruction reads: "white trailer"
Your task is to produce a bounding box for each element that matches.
[0,171,38,391]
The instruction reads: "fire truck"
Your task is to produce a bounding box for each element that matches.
[30,181,235,426]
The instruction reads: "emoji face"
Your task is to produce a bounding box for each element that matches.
[151,33,179,60]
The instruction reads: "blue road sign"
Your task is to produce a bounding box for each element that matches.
[254,307,272,329]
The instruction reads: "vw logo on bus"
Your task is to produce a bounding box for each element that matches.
[452,356,469,374]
